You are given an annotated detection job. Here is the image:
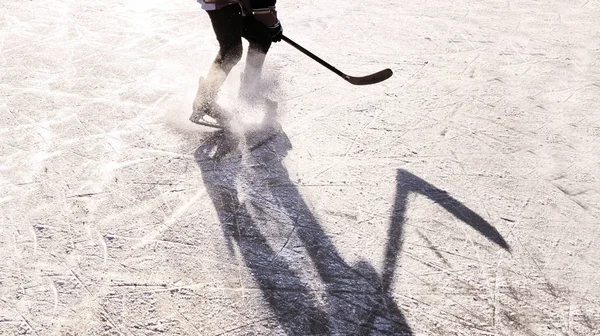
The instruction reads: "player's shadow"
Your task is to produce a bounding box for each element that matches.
[194,117,509,335]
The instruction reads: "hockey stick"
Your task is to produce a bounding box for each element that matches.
[281,35,393,85]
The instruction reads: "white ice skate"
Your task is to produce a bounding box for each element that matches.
[190,77,231,129]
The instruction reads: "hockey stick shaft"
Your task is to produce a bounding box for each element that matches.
[281,35,392,85]
[281,35,348,79]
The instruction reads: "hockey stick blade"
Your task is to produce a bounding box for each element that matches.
[345,68,393,85]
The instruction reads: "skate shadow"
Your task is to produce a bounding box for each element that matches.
[194,117,509,335]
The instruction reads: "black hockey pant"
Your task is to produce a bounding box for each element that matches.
[207,4,272,75]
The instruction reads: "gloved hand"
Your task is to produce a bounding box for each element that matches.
[269,21,283,42]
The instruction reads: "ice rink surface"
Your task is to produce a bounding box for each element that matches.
[1,0,599,334]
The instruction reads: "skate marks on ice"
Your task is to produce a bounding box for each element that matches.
[194,130,509,334]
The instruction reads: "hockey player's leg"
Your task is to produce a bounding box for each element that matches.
[192,5,243,126]
[239,15,272,100]
[238,49,266,101]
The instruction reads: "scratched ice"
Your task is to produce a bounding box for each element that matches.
[1,0,599,335]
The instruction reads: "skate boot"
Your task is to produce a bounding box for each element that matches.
[190,77,231,128]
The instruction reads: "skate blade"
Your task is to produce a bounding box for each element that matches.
[189,114,225,129]
[192,120,225,129]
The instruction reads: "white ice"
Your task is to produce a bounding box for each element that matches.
[1,0,599,335]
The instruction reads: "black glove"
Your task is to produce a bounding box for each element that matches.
[269,21,283,42]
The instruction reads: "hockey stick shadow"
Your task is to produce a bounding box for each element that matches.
[382,170,510,293]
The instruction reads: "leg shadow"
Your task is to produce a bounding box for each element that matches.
[195,132,330,334]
